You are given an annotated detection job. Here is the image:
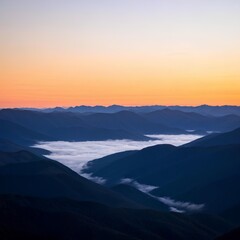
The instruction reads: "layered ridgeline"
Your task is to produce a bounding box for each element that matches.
[0,109,186,144]
[1,108,240,145]
[0,110,152,143]
[17,104,240,116]
[0,142,234,240]
[143,109,240,132]
[1,108,240,239]
[83,127,240,217]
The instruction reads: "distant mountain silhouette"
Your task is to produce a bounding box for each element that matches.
[0,119,53,145]
[145,108,208,127]
[0,138,50,155]
[0,109,153,142]
[2,109,239,143]
[0,109,190,143]
[144,108,240,132]
[184,127,240,147]
[79,110,185,134]
[17,104,240,116]
[49,125,152,141]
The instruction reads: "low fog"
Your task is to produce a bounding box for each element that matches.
[34,134,202,174]
[156,196,205,212]
[119,178,205,213]
[34,134,205,213]
[120,178,158,193]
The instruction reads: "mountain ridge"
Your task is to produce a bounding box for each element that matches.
[8,104,240,116]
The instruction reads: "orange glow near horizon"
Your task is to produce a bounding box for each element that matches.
[1,1,240,108]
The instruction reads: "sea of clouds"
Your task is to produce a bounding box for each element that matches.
[33,134,202,174]
[33,134,204,213]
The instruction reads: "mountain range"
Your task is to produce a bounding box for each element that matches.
[0,144,234,240]
[1,106,240,239]
[1,108,240,144]
[83,127,240,216]
[14,104,240,116]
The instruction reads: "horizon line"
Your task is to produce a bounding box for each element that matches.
[1,104,240,110]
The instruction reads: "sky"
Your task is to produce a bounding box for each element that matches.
[1,0,240,107]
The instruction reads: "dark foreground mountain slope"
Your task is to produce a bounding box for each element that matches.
[0,195,232,240]
[111,184,168,212]
[0,146,234,239]
[85,150,138,173]
[215,227,240,240]
[84,140,240,214]
[0,150,141,208]
[83,144,177,184]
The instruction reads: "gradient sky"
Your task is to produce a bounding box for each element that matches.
[1,0,240,107]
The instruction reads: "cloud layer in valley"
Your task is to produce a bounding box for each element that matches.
[155,196,205,212]
[34,134,201,173]
[119,178,205,213]
[34,135,205,213]
[33,134,202,174]
[120,178,158,193]
[80,172,106,185]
